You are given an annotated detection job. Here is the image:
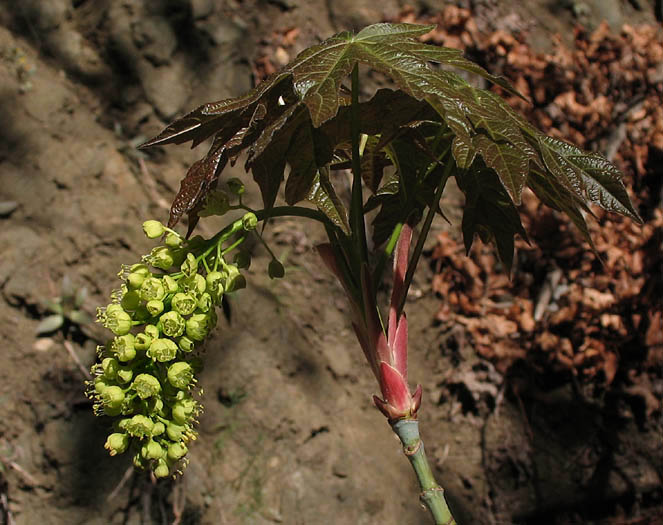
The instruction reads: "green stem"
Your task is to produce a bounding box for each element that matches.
[349,63,369,280]
[372,222,403,291]
[252,229,278,261]
[391,419,456,525]
[255,205,328,224]
[396,154,454,319]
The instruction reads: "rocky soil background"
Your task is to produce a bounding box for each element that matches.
[0,1,661,524]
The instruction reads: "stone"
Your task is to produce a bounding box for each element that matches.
[131,16,177,66]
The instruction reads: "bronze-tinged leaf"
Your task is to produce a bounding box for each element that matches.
[371,194,403,247]
[472,134,528,205]
[537,136,642,223]
[245,104,305,168]
[139,72,292,149]
[284,123,333,205]
[252,150,286,213]
[307,169,350,234]
[360,135,390,194]
[456,160,528,271]
[322,89,431,150]
[284,23,450,127]
[168,147,227,228]
[397,41,526,100]
[354,23,435,42]
[288,35,357,127]
[528,167,596,250]
[425,77,536,202]
[244,105,306,211]
[140,20,640,248]
[425,91,476,169]
[451,136,476,169]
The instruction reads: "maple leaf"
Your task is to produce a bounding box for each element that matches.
[139,22,640,259]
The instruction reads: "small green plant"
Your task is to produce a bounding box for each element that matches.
[88,23,640,522]
[36,275,91,335]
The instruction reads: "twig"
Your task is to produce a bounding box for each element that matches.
[0,456,39,488]
[0,492,15,525]
[106,465,134,502]
[62,340,92,380]
[142,478,153,525]
[171,478,185,525]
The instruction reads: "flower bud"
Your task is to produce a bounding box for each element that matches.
[112,334,136,362]
[143,220,165,239]
[160,311,186,338]
[171,396,197,425]
[116,366,133,384]
[180,253,198,277]
[130,263,150,276]
[185,314,210,342]
[147,396,164,415]
[150,246,175,270]
[101,385,125,412]
[105,303,124,315]
[105,309,133,336]
[177,336,195,353]
[163,275,179,294]
[197,292,212,313]
[268,259,285,279]
[151,422,166,436]
[172,404,190,425]
[166,422,186,441]
[171,293,197,316]
[132,373,162,399]
[233,251,251,269]
[227,177,245,195]
[242,212,258,231]
[120,290,141,311]
[181,274,206,297]
[167,362,194,390]
[141,439,164,460]
[164,232,183,248]
[101,357,119,380]
[140,277,166,302]
[145,324,160,340]
[104,433,129,456]
[134,332,152,351]
[94,378,109,394]
[167,442,188,461]
[146,299,164,317]
[154,459,170,478]
[133,453,146,469]
[148,338,178,362]
[206,271,225,293]
[126,272,146,290]
[225,266,246,293]
[125,414,154,437]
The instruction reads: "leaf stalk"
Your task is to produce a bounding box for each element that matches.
[396,151,454,319]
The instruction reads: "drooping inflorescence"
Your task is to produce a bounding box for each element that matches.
[87,214,256,478]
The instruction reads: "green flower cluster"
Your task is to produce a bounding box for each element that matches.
[88,219,250,478]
